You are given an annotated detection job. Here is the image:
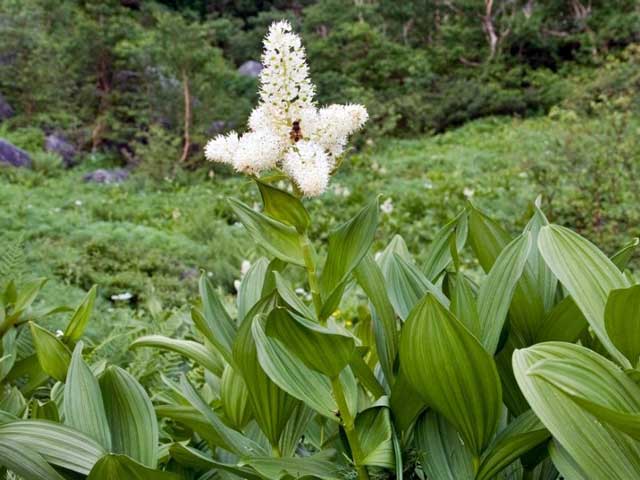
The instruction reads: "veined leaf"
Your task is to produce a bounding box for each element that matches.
[0,439,64,480]
[548,439,588,480]
[274,272,316,320]
[63,285,97,342]
[100,366,158,468]
[240,453,341,480]
[538,225,631,366]
[611,238,639,271]
[400,294,501,455]
[524,207,557,312]
[196,273,236,365]
[356,401,395,468]
[220,365,252,430]
[64,343,111,450]
[238,258,270,321]
[423,210,468,281]
[513,342,640,479]
[450,273,481,339]
[130,335,223,376]
[169,443,261,479]
[534,296,586,343]
[229,197,305,266]
[605,285,640,367]
[87,454,179,479]
[257,180,311,233]
[30,322,71,382]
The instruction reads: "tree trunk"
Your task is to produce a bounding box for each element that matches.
[180,69,191,164]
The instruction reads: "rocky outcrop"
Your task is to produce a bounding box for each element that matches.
[83,168,129,184]
[0,139,31,168]
[238,60,262,78]
[0,93,14,121]
[45,133,77,167]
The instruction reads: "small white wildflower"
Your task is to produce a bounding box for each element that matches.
[111,292,133,302]
[295,287,306,296]
[207,271,213,277]
[381,198,394,215]
[234,279,242,292]
[204,132,239,165]
[233,130,285,174]
[75,200,83,206]
[282,141,330,197]
[423,180,434,189]
[240,260,252,276]
[55,329,64,337]
[463,187,475,198]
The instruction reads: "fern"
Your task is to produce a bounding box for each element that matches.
[0,236,25,283]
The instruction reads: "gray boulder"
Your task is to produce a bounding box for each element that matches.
[83,168,129,184]
[0,93,14,121]
[0,139,31,168]
[238,60,262,78]
[45,133,77,167]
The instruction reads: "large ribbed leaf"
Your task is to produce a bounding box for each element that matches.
[513,342,640,479]
[130,335,223,376]
[0,420,106,475]
[274,272,316,320]
[320,199,378,301]
[414,411,474,480]
[265,308,355,378]
[538,225,631,366]
[64,343,111,450]
[0,328,17,382]
[450,273,481,339]
[233,309,297,445]
[354,254,398,383]
[389,370,425,433]
[229,197,305,266]
[476,410,550,480]
[196,274,237,364]
[257,180,311,233]
[534,296,586,343]
[154,405,229,446]
[477,233,532,353]
[220,365,253,430]
[423,210,468,281]
[29,322,71,382]
[548,440,588,479]
[169,443,261,479]
[524,207,557,312]
[356,401,394,468]
[63,285,97,341]
[0,439,64,480]
[605,285,640,367]
[278,403,315,457]
[238,258,270,321]
[241,453,341,480]
[87,454,179,479]
[611,238,639,270]
[99,366,158,468]
[399,294,501,455]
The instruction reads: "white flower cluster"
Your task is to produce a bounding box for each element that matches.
[204,20,368,196]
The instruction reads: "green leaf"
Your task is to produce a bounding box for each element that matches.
[423,210,468,281]
[0,327,17,382]
[220,365,252,430]
[534,296,586,343]
[30,322,71,382]
[169,443,261,479]
[389,370,425,433]
[63,285,97,342]
[196,273,236,365]
[477,233,532,353]
[611,238,639,271]
[524,207,557,312]
[265,308,356,378]
[320,199,378,301]
[99,366,158,468]
[30,400,60,422]
[414,411,474,480]
[257,180,311,232]
[450,273,481,339]
[354,254,398,384]
[278,403,315,457]
[64,343,111,450]
[87,454,180,480]
[241,453,341,479]
[274,272,316,320]
[238,258,270,321]
[229,197,305,266]
[356,401,394,468]
[399,294,501,455]
[0,439,65,480]
[0,420,107,475]
[130,335,223,376]
[154,405,230,446]
[476,410,550,480]
[538,224,631,366]
[605,285,640,367]
[548,440,588,480]
[513,342,640,479]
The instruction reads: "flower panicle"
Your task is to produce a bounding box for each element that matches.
[204,20,367,197]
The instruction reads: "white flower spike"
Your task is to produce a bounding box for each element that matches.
[204,20,367,197]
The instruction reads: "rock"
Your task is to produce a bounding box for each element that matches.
[207,120,227,135]
[83,168,129,184]
[0,139,31,168]
[0,93,14,121]
[45,133,77,167]
[238,60,263,78]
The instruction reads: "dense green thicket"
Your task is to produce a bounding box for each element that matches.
[0,0,638,165]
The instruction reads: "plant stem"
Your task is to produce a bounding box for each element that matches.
[330,376,370,480]
[299,234,323,319]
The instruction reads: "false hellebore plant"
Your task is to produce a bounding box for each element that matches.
[3,20,640,480]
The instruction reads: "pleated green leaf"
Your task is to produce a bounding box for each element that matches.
[534,296,586,343]
[0,420,106,475]
[274,272,316,320]
[130,335,223,376]
[278,403,315,457]
[238,257,270,321]
[389,370,425,433]
[548,439,588,480]
[605,285,640,367]
[64,343,111,450]
[0,328,17,382]
[524,206,557,312]
[241,453,341,480]
[611,237,639,271]
[423,210,468,281]
[538,224,631,366]
[356,402,395,468]
[477,233,532,353]
[257,180,311,232]
[30,322,71,382]
[320,198,378,300]
[400,294,501,455]
[220,365,253,430]
[476,410,550,480]
[63,285,97,342]
[30,400,60,422]
[513,342,640,479]
[354,254,398,383]
[229,197,305,266]
[154,405,230,446]
[265,308,355,378]
[87,454,180,480]
[414,411,474,480]
[169,443,261,479]
[196,273,237,364]
[0,439,64,480]
[99,366,158,468]
[450,273,481,339]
